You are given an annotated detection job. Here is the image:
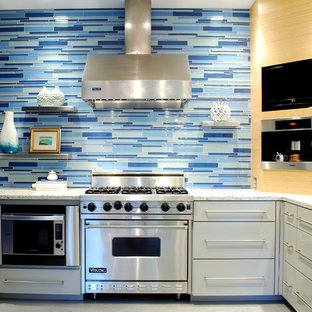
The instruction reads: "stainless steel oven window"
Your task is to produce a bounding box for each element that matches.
[112,237,161,257]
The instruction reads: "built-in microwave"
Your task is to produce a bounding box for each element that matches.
[0,205,79,266]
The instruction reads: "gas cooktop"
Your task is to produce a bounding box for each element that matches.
[85,186,188,195]
[80,173,193,215]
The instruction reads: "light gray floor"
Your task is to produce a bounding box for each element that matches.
[0,295,294,312]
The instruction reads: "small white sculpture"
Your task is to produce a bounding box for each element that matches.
[50,86,65,106]
[47,170,58,181]
[37,86,65,107]
[210,101,231,122]
[37,86,51,107]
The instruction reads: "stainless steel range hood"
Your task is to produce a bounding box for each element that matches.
[81,0,192,109]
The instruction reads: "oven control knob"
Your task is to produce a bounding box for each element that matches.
[161,203,170,212]
[124,202,133,212]
[176,203,186,212]
[114,201,122,210]
[87,202,96,212]
[140,202,149,212]
[55,242,62,249]
[103,202,112,211]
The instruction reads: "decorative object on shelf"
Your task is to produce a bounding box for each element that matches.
[50,86,65,106]
[36,86,51,106]
[30,128,61,153]
[210,101,231,122]
[0,111,19,154]
[47,170,58,181]
[36,86,65,107]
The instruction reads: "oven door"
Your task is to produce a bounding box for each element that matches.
[85,220,188,281]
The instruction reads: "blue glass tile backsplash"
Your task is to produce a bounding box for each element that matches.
[0,8,251,189]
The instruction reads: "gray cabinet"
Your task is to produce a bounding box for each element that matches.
[192,200,277,298]
[282,202,312,312]
[0,268,81,295]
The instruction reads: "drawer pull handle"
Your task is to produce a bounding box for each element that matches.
[294,292,312,310]
[284,212,294,217]
[205,210,266,214]
[204,276,264,281]
[295,249,312,263]
[296,217,312,226]
[282,280,293,288]
[283,242,294,248]
[205,239,266,244]
[4,279,64,285]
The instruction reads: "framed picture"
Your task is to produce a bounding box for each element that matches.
[30,128,61,153]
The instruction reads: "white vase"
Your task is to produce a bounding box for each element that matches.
[210,101,231,122]
[0,111,19,153]
[50,86,65,107]
[37,86,51,106]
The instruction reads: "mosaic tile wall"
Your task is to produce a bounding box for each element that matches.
[0,8,251,189]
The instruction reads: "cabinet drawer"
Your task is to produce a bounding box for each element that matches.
[193,222,275,259]
[297,207,312,236]
[283,223,297,267]
[192,259,274,296]
[296,229,312,280]
[0,268,81,295]
[194,201,275,222]
[283,202,297,227]
[295,270,312,312]
[282,261,297,307]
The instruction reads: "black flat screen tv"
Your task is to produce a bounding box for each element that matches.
[262,58,312,112]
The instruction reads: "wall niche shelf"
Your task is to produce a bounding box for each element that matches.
[0,153,72,159]
[202,121,240,128]
[22,106,77,113]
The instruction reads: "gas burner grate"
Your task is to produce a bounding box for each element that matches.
[85,186,121,194]
[121,186,153,194]
[155,186,188,195]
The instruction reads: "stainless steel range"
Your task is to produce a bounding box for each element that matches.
[80,173,193,296]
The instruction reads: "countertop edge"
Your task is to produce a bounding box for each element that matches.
[0,188,311,210]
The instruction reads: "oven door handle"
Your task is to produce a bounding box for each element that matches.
[1,214,64,221]
[85,224,188,230]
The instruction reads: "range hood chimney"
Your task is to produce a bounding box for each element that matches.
[82,0,192,109]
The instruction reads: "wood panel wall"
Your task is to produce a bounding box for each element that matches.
[250,0,312,194]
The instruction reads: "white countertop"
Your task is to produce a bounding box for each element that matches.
[188,189,312,210]
[0,188,86,200]
[0,188,311,210]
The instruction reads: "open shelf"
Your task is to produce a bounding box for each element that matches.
[22,106,77,113]
[202,121,240,128]
[0,153,72,159]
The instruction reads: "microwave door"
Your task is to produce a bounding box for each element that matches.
[1,214,63,256]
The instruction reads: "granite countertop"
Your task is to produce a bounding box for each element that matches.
[0,188,311,210]
[0,188,86,200]
[189,189,312,210]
